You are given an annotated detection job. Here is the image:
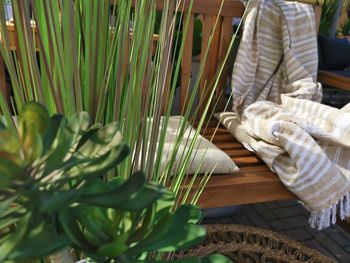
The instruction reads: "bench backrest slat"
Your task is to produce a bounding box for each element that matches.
[173,0,244,113]
[156,0,245,17]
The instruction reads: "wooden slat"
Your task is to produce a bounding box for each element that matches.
[197,176,296,208]
[155,0,245,17]
[313,5,322,34]
[183,164,296,208]
[318,70,350,91]
[206,17,222,83]
[4,23,159,52]
[114,0,245,17]
[197,14,225,114]
[215,16,233,111]
[184,117,296,208]
[180,13,194,113]
[198,15,215,114]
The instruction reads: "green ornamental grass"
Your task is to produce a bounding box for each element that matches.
[0,0,241,208]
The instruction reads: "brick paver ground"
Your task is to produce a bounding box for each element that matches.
[203,200,350,262]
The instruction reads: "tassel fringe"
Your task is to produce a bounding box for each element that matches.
[309,192,350,230]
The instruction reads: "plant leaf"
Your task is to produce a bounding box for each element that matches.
[132,205,205,253]
[97,233,129,257]
[116,183,166,211]
[73,205,110,244]
[0,213,31,261]
[80,171,146,208]
[58,210,95,251]
[76,122,123,159]
[17,102,49,138]
[64,144,129,180]
[0,158,23,187]
[38,189,82,212]
[7,225,70,260]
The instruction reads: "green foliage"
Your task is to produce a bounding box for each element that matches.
[0,101,126,261]
[0,102,230,262]
[345,0,350,11]
[340,17,350,35]
[319,0,340,36]
[0,0,222,207]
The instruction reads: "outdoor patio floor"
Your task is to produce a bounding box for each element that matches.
[203,200,350,262]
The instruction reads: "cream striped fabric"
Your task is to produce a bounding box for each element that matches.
[232,0,322,116]
[219,0,350,229]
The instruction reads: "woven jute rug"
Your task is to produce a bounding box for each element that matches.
[177,224,336,263]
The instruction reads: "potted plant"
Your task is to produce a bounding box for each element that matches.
[0,0,242,256]
[0,101,230,262]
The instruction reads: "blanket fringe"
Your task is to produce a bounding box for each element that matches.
[309,193,350,230]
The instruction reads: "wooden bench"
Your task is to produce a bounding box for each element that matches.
[176,0,348,209]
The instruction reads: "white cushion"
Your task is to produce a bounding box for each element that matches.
[160,116,239,175]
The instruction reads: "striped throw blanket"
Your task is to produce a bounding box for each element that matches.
[218,0,350,229]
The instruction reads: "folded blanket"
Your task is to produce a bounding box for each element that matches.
[221,0,350,229]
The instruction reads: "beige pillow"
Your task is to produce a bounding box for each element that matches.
[160,116,239,175]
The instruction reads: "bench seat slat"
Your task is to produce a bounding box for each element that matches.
[187,117,296,208]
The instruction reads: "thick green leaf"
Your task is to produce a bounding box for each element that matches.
[128,213,173,255]
[0,213,31,261]
[18,102,49,138]
[80,171,146,208]
[73,205,110,244]
[202,255,232,263]
[20,119,44,161]
[43,118,77,175]
[0,119,5,129]
[127,205,156,243]
[58,210,95,251]
[131,205,205,253]
[97,233,129,257]
[83,179,114,195]
[0,217,20,230]
[64,144,129,179]
[0,131,20,153]
[43,114,64,154]
[43,112,89,175]
[7,225,70,260]
[177,204,203,224]
[68,111,90,133]
[154,191,176,220]
[0,158,23,187]
[38,189,82,212]
[75,123,101,150]
[0,196,20,220]
[77,122,123,159]
[116,183,165,211]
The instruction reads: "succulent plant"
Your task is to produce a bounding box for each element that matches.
[0,102,230,263]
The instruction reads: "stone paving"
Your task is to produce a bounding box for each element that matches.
[203,200,350,262]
